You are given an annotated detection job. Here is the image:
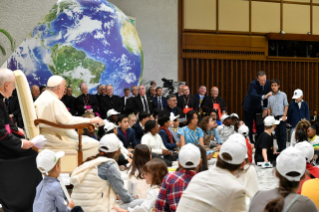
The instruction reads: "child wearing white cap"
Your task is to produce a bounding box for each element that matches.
[287,89,310,136]
[155,143,202,212]
[216,114,235,143]
[33,149,76,212]
[70,134,135,212]
[249,147,318,212]
[295,141,319,178]
[177,134,248,212]
[255,116,280,165]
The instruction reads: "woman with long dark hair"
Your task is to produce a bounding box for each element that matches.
[127,144,152,199]
[178,110,204,147]
[249,147,318,212]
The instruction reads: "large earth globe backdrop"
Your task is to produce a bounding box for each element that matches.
[8,0,143,96]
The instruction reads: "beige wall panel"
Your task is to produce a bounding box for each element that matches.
[314,0,319,3]
[283,0,310,2]
[184,0,216,30]
[252,2,280,33]
[313,6,319,35]
[283,4,310,34]
[219,0,249,32]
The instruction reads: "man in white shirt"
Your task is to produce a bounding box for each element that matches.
[177,134,247,212]
[34,75,103,160]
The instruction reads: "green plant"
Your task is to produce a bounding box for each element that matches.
[0,29,15,56]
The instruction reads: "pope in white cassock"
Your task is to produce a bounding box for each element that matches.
[34,75,103,160]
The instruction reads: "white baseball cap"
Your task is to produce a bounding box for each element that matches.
[107,109,120,118]
[220,114,231,123]
[179,143,201,169]
[100,133,121,153]
[292,89,303,99]
[238,125,249,137]
[36,149,65,175]
[276,147,306,181]
[169,112,180,122]
[219,133,247,165]
[230,113,239,119]
[104,122,117,133]
[264,116,280,127]
[295,141,314,163]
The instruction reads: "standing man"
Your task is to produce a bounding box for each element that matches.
[99,84,123,119]
[154,87,167,110]
[122,88,132,115]
[133,85,154,114]
[175,85,184,99]
[149,86,157,99]
[66,86,73,96]
[131,85,138,98]
[0,68,42,212]
[311,111,318,124]
[201,86,227,119]
[31,85,40,101]
[243,71,272,144]
[193,85,207,112]
[74,84,99,116]
[267,79,289,151]
[177,86,194,114]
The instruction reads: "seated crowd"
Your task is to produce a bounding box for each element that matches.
[2,69,319,212]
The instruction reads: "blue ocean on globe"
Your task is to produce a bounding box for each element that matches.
[8,0,143,96]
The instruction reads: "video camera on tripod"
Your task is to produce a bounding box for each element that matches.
[161,78,185,97]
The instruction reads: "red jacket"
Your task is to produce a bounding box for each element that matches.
[246,138,252,164]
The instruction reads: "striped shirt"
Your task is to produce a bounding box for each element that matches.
[309,135,319,150]
[268,90,289,117]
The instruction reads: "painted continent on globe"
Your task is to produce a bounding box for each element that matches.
[8,0,143,96]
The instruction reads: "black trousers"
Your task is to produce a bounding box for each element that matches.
[244,110,265,144]
[152,152,178,167]
[275,115,287,152]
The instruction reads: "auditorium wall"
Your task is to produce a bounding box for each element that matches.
[0,0,178,87]
[181,0,319,118]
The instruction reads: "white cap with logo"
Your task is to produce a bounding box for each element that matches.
[104,122,117,133]
[107,109,120,118]
[220,114,231,123]
[100,134,121,153]
[219,133,247,165]
[292,89,303,99]
[276,147,306,181]
[238,125,249,137]
[36,149,65,175]
[264,116,280,127]
[179,143,201,169]
[295,141,314,163]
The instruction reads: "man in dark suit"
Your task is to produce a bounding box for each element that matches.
[133,85,154,114]
[122,88,133,115]
[31,85,40,102]
[74,84,99,116]
[131,111,151,147]
[6,93,23,128]
[201,86,227,118]
[311,111,318,124]
[154,87,167,110]
[174,85,184,99]
[177,85,195,112]
[99,85,123,119]
[61,88,75,115]
[95,84,104,102]
[193,85,207,112]
[243,71,273,144]
[162,94,184,118]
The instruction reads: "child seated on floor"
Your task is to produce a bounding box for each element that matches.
[127,144,152,199]
[33,149,83,212]
[307,124,319,163]
[113,158,168,212]
[155,143,202,212]
[198,115,222,151]
[216,114,235,143]
[168,116,180,143]
[158,115,179,151]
